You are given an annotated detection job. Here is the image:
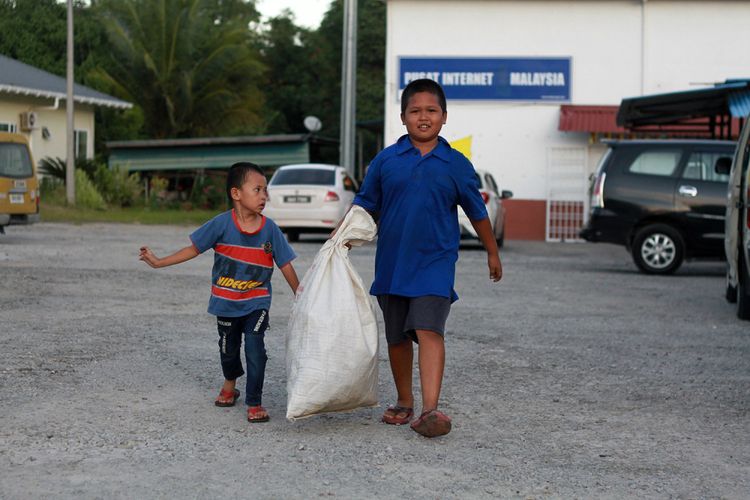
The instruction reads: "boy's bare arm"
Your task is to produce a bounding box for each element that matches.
[469,217,503,282]
[139,245,199,269]
[279,261,300,294]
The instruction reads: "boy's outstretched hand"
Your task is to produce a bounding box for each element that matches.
[139,244,199,269]
[139,246,161,268]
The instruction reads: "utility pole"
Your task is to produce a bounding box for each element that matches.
[339,0,357,175]
[66,0,75,205]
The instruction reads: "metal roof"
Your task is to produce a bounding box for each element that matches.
[106,134,339,172]
[616,80,750,136]
[0,54,132,109]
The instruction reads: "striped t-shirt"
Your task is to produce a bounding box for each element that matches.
[190,210,296,317]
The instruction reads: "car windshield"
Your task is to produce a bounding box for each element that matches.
[0,143,33,178]
[271,168,336,186]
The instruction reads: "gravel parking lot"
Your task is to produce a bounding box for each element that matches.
[1,222,748,499]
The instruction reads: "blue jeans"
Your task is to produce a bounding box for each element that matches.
[216,309,269,406]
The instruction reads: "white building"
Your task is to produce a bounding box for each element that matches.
[0,55,131,164]
[385,0,750,240]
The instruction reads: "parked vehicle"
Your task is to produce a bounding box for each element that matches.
[458,168,513,247]
[0,132,39,233]
[717,119,750,319]
[263,164,358,242]
[580,139,736,274]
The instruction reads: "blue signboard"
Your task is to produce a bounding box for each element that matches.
[399,57,571,102]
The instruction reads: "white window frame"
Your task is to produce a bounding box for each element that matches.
[0,122,18,133]
[74,129,89,159]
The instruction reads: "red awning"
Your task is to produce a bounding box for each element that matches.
[558,105,625,133]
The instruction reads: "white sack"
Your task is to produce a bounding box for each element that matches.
[285,205,379,420]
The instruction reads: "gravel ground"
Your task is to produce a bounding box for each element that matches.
[1,222,748,499]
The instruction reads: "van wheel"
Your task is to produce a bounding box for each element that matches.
[737,255,750,320]
[286,230,300,243]
[631,224,684,274]
[726,269,738,303]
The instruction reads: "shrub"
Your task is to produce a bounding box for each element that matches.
[93,164,142,207]
[149,176,170,208]
[190,173,227,210]
[75,169,106,210]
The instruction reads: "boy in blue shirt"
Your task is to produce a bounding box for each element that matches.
[351,79,502,437]
[139,162,299,423]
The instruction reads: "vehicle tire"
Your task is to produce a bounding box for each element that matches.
[631,224,685,274]
[737,254,750,320]
[496,223,505,248]
[726,269,738,303]
[286,230,300,243]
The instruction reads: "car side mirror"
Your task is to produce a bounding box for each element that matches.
[715,156,733,175]
[501,190,513,199]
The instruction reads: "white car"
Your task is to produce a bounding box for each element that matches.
[457,169,513,247]
[263,164,358,242]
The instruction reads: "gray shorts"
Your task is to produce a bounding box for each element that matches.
[376,295,451,345]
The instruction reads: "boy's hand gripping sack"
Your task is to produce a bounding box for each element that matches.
[286,206,378,420]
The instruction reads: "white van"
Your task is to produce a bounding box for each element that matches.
[718,119,750,319]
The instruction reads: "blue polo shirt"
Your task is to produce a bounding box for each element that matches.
[189,210,296,317]
[353,135,488,302]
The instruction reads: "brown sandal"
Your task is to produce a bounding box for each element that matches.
[382,405,414,425]
[247,405,270,423]
[410,409,452,437]
[214,388,240,407]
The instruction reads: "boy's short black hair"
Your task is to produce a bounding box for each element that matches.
[400,78,447,114]
[226,162,265,201]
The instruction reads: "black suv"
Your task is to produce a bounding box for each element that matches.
[580,139,736,274]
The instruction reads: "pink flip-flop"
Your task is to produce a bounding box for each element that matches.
[382,405,414,425]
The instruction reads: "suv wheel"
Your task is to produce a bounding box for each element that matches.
[286,229,300,243]
[631,224,684,274]
[726,268,738,303]
[737,255,750,320]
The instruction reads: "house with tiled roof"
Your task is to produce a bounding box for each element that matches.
[0,54,131,164]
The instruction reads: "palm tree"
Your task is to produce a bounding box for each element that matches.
[89,0,266,138]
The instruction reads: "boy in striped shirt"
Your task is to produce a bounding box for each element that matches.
[139,162,299,423]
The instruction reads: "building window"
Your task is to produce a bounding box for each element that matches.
[0,122,18,133]
[75,130,88,159]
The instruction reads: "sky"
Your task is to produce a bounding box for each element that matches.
[256,0,332,29]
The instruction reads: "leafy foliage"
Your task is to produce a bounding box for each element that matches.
[88,0,267,139]
[74,169,107,210]
[91,164,142,206]
[4,0,386,168]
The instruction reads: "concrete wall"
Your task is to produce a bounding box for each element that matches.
[385,0,750,239]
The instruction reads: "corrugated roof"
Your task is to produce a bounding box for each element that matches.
[0,54,132,109]
[105,134,340,172]
[558,105,624,133]
[617,80,750,128]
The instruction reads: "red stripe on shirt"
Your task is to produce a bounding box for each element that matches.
[211,286,270,301]
[215,244,273,267]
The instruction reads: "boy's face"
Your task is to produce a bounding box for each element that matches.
[230,171,268,215]
[401,91,447,145]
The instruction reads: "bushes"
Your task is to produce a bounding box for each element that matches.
[39,156,140,209]
[92,164,141,207]
[75,169,107,210]
[38,156,229,211]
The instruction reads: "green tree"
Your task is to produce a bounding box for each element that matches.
[0,0,67,75]
[258,11,318,133]
[88,0,266,138]
[281,0,385,163]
